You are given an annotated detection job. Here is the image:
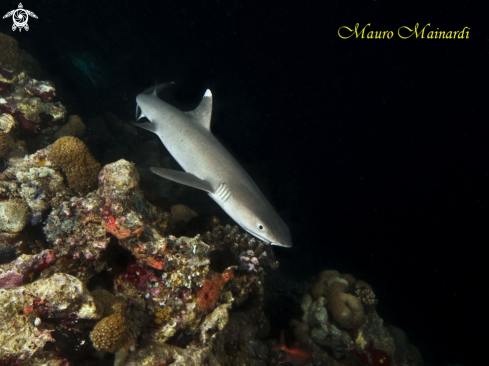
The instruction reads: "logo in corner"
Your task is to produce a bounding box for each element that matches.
[3,3,38,32]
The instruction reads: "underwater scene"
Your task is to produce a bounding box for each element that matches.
[0,1,484,366]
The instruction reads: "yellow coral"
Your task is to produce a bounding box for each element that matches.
[47,136,101,195]
[154,306,172,325]
[90,313,128,352]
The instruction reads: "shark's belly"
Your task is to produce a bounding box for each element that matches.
[159,127,254,191]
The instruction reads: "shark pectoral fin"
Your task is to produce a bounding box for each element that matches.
[185,89,213,131]
[132,121,156,133]
[150,167,214,193]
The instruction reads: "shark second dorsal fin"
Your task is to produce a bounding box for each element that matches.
[185,89,212,131]
[150,167,214,193]
[142,82,175,95]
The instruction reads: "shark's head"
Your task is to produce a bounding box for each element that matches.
[241,207,292,248]
[231,184,293,248]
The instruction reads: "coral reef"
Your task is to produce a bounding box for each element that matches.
[0,70,66,133]
[90,312,129,352]
[45,136,101,195]
[0,273,98,363]
[0,113,19,158]
[53,115,86,139]
[0,250,55,289]
[1,32,66,135]
[287,270,423,366]
[0,33,42,77]
[0,198,30,233]
[0,32,424,366]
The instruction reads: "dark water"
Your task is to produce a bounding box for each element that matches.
[1,0,484,364]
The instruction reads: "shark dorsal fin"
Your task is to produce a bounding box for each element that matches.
[185,89,213,131]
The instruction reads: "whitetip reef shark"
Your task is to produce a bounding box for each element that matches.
[133,83,292,248]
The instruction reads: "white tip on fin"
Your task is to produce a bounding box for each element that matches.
[184,89,213,131]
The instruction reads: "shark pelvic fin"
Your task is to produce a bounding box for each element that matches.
[185,89,213,131]
[150,167,214,193]
[132,121,156,133]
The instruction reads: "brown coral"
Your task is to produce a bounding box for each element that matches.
[90,313,128,352]
[0,33,19,72]
[46,136,101,195]
[91,289,118,318]
[167,204,198,235]
[54,115,86,139]
[356,287,377,306]
[326,281,365,329]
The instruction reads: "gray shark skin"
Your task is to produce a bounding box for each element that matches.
[133,83,292,248]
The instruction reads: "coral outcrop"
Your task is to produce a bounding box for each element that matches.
[0,198,30,233]
[0,273,99,363]
[1,32,66,135]
[91,312,129,352]
[53,114,86,139]
[287,269,423,366]
[45,136,101,194]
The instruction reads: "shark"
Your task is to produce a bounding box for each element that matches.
[133,83,292,248]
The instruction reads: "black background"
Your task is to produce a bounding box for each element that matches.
[1,0,485,364]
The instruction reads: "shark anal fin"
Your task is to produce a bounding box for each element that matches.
[132,121,156,133]
[150,167,214,193]
[185,89,213,131]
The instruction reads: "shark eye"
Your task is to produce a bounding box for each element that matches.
[256,223,266,232]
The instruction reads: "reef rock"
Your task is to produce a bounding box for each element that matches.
[287,270,423,366]
[0,273,98,363]
[1,33,66,134]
